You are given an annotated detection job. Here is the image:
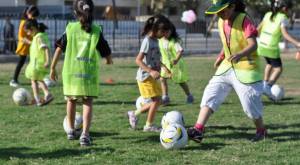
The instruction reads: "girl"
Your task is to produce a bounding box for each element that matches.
[127,15,171,132]
[50,0,112,146]
[188,0,267,143]
[10,5,39,87]
[159,22,194,105]
[257,0,300,100]
[24,19,53,106]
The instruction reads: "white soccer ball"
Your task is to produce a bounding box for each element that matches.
[12,88,32,106]
[161,111,185,129]
[271,84,284,101]
[160,123,188,150]
[44,76,56,87]
[135,96,152,110]
[63,112,83,136]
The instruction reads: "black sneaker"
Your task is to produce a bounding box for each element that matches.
[80,134,92,147]
[67,130,76,140]
[251,129,267,142]
[187,127,204,143]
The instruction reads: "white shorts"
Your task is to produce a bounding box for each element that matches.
[200,69,263,119]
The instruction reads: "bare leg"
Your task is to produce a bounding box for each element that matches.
[82,98,93,136]
[38,81,50,97]
[146,96,161,124]
[253,117,265,129]
[139,103,152,113]
[179,82,191,96]
[67,99,76,129]
[160,77,168,97]
[196,106,213,125]
[31,80,40,103]
[268,67,282,85]
[264,64,272,82]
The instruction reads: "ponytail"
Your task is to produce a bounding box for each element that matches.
[270,0,292,21]
[74,0,94,33]
[37,23,48,33]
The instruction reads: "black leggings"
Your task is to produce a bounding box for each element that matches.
[13,55,27,82]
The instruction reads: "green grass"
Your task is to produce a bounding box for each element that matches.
[0,56,300,165]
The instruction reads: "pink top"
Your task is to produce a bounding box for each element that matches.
[218,16,258,58]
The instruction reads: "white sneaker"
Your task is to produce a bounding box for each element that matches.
[143,125,162,132]
[9,80,19,87]
[263,83,275,101]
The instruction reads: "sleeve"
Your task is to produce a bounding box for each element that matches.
[174,42,183,53]
[280,18,289,28]
[139,37,149,54]
[243,17,258,39]
[55,32,67,52]
[96,32,112,57]
[37,36,48,49]
[18,20,26,40]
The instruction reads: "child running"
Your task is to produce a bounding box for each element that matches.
[24,19,53,106]
[10,5,39,87]
[188,0,267,143]
[159,22,194,105]
[50,0,112,146]
[127,15,171,132]
[257,0,300,100]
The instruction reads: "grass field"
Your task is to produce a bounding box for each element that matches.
[0,55,300,165]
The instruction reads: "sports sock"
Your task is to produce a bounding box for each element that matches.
[145,121,152,127]
[134,109,142,116]
[194,123,205,132]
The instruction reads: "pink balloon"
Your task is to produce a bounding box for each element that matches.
[181,10,197,24]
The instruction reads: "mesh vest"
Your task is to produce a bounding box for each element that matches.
[258,12,287,58]
[216,13,262,84]
[63,22,101,96]
[159,38,188,83]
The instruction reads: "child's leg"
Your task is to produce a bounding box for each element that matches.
[31,80,40,104]
[160,77,168,97]
[263,64,272,82]
[268,66,282,85]
[66,99,77,130]
[82,97,93,136]
[38,81,50,97]
[179,82,191,96]
[145,96,161,126]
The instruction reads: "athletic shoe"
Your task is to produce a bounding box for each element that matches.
[67,130,76,140]
[143,125,162,132]
[162,96,170,106]
[263,83,275,101]
[9,80,19,87]
[42,94,54,106]
[186,94,194,104]
[80,134,92,146]
[127,111,138,129]
[187,127,204,143]
[251,129,267,142]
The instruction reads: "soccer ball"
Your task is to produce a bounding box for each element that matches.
[44,76,56,87]
[271,84,284,101]
[63,112,83,136]
[135,96,152,110]
[161,111,185,129]
[160,123,188,149]
[12,88,32,106]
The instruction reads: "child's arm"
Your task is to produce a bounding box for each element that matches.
[256,22,263,35]
[281,26,300,48]
[44,47,50,68]
[50,47,62,81]
[136,52,160,80]
[228,36,257,63]
[161,62,172,78]
[214,50,225,69]
[172,42,184,66]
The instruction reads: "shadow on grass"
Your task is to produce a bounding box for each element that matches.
[0,146,115,160]
[90,131,119,138]
[54,100,135,106]
[263,97,300,106]
[183,142,226,151]
[111,134,160,144]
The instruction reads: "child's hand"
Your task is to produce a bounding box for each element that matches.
[50,69,57,81]
[228,53,243,63]
[44,62,49,68]
[172,59,179,66]
[149,70,160,80]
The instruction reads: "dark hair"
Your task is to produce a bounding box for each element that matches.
[228,0,246,13]
[142,14,170,36]
[24,19,48,33]
[22,5,40,19]
[270,0,292,21]
[73,0,94,33]
[168,23,181,42]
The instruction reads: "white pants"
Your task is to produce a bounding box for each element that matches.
[200,69,263,119]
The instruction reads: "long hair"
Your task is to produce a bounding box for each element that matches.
[142,14,169,36]
[73,0,94,33]
[168,23,181,42]
[22,5,40,19]
[270,0,292,21]
[24,19,48,33]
